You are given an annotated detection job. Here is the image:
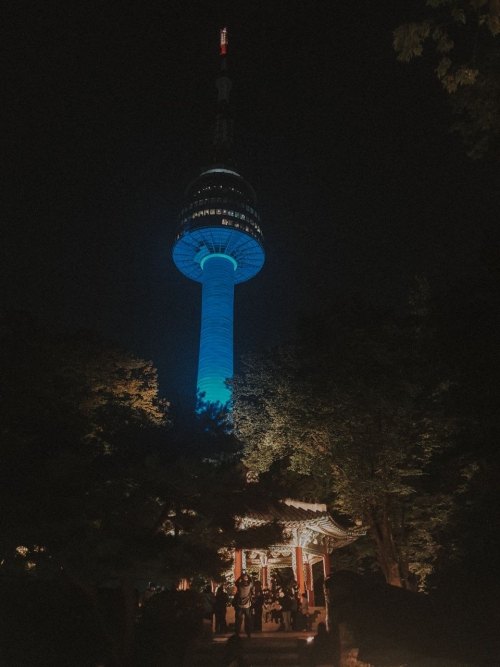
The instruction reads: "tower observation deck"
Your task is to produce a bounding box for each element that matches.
[173,29,265,406]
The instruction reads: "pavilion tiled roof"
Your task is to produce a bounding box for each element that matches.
[241,499,365,539]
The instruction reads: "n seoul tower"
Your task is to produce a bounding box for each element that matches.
[173,28,265,406]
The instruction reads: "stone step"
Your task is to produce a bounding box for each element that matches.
[190,657,299,667]
[189,641,297,649]
[245,640,299,649]
[185,635,303,667]
[245,655,299,666]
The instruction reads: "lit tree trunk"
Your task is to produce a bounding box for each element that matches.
[399,552,416,592]
[366,497,404,588]
[398,504,418,592]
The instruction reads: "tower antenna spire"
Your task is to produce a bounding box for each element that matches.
[214,27,233,165]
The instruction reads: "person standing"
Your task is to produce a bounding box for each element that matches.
[280,591,292,632]
[263,596,272,624]
[234,572,254,638]
[202,585,215,631]
[271,596,282,625]
[214,585,229,633]
[311,622,334,666]
[300,592,310,631]
[252,590,264,632]
[290,593,299,630]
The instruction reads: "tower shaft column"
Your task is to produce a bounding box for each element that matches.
[198,255,235,405]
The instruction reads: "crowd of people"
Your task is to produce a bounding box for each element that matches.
[206,570,312,638]
[141,575,334,666]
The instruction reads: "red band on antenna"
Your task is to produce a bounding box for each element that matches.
[220,27,228,55]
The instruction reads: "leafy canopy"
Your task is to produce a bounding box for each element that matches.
[233,298,464,590]
[394,0,500,158]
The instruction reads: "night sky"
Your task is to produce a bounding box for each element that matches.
[5,1,499,403]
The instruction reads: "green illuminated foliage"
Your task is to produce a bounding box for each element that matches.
[394,0,500,75]
[0,311,250,666]
[394,0,500,158]
[233,293,467,591]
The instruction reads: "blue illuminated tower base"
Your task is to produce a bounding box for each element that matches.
[198,255,235,405]
[173,167,265,406]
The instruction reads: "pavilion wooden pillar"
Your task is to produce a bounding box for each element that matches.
[322,552,331,579]
[305,558,315,606]
[234,548,243,581]
[294,546,306,594]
